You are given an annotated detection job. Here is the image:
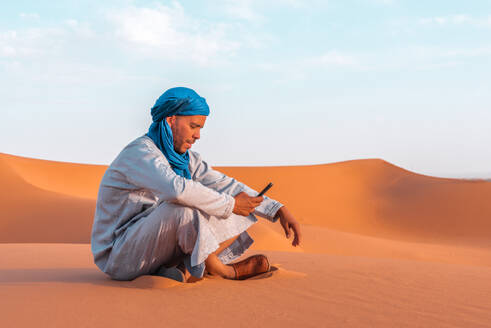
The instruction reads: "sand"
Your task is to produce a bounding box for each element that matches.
[2,152,491,327]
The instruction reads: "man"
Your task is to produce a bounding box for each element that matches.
[91,87,302,282]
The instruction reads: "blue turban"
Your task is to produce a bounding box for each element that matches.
[146,87,210,179]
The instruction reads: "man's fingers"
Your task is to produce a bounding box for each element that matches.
[281,220,291,238]
[292,232,299,246]
[292,223,302,246]
[233,193,264,216]
[251,196,264,204]
[249,197,263,207]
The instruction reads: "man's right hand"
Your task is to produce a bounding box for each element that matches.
[232,192,264,216]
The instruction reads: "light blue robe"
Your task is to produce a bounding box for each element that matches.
[91,135,283,279]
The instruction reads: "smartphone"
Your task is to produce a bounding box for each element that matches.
[257,182,273,197]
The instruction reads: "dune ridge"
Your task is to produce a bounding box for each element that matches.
[2,152,491,246]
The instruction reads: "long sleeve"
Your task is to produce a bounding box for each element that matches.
[107,138,235,219]
[189,151,283,222]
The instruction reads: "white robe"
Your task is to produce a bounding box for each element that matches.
[91,135,283,279]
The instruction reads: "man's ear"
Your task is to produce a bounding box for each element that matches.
[166,116,176,127]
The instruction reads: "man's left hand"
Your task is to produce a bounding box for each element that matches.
[276,206,302,247]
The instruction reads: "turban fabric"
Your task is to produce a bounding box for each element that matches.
[146,87,210,179]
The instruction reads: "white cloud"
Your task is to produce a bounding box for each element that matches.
[0,28,64,58]
[63,19,95,38]
[64,19,78,28]
[401,45,491,59]
[262,50,362,71]
[217,0,316,23]
[19,13,40,19]
[223,0,264,22]
[0,18,94,60]
[249,50,364,86]
[419,14,491,27]
[270,44,491,78]
[1,45,16,57]
[108,2,241,65]
[443,47,491,58]
[370,0,395,5]
[275,0,306,8]
[0,20,101,88]
[367,45,491,71]
[314,51,360,67]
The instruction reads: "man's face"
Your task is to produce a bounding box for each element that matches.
[166,115,207,154]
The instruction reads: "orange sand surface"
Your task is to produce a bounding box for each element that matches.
[2,152,491,327]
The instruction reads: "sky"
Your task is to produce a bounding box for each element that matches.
[1,0,490,178]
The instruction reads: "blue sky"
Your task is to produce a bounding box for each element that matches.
[1,0,490,177]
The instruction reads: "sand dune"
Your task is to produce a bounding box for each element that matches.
[2,153,491,246]
[1,153,106,199]
[2,152,491,327]
[219,161,491,246]
[0,158,95,243]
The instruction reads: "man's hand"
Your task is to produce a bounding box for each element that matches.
[233,192,264,216]
[276,206,302,247]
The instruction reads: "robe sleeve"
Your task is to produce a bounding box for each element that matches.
[189,151,283,222]
[110,139,235,219]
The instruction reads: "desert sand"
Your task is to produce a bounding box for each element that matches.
[2,152,491,327]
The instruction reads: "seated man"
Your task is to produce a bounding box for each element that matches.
[91,87,302,282]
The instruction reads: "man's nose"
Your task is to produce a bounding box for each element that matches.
[193,129,200,140]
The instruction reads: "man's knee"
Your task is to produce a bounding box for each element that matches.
[152,202,196,225]
[106,203,199,279]
[173,206,199,254]
[153,202,199,255]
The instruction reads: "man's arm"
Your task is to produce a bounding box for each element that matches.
[113,140,235,219]
[189,151,283,222]
[189,151,302,246]
[274,206,302,247]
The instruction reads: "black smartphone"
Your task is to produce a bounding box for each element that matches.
[257,182,273,197]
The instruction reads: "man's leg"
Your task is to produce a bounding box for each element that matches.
[104,202,195,280]
[179,235,239,281]
[203,235,239,279]
[106,201,254,281]
[202,234,271,280]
